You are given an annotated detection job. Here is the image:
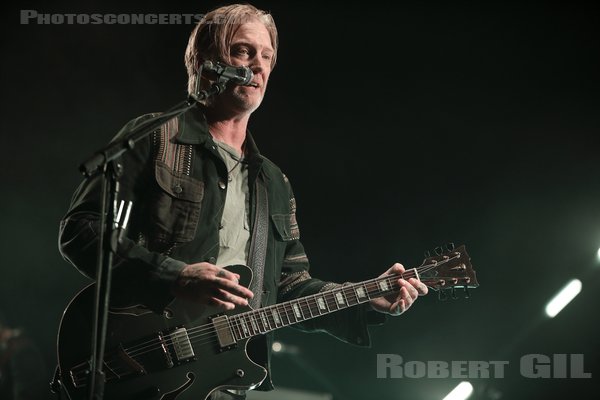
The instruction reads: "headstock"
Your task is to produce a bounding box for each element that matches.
[417,244,478,300]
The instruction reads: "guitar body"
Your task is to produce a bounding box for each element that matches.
[57,265,267,400]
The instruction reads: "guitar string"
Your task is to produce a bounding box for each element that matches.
[71,258,463,381]
[70,273,417,384]
[73,267,460,384]
[70,259,456,382]
[71,277,407,383]
[71,259,456,382]
[113,263,435,357]
[71,277,411,384]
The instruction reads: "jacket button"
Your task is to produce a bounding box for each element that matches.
[218,180,227,190]
[173,184,183,194]
[208,257,216,264]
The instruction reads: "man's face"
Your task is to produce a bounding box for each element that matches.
[225,20,274,114]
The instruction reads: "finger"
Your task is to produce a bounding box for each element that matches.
[214,267,240,283]
[389,298,406,315]
[399,279,419,301]
[400,286,415,308]
[214,288,249,307]
[409,277,429,295]
[208,296,236,311]
[216,278,255,299]
[387,263,406,275]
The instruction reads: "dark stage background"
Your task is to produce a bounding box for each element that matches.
[1,1,599,399]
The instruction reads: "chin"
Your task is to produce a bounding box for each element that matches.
[233,92,263,113]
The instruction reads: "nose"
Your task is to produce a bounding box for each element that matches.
[249,54,268,75]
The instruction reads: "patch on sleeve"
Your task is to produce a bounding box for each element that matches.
[289,197,300,239]
[278,270,311,295]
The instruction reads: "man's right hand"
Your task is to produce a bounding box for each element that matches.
[171,262,254,310]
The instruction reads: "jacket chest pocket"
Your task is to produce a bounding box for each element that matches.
[148,161,204,243]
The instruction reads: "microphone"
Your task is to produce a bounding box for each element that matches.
[201,60,257,87]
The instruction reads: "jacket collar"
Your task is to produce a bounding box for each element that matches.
[173,104,264,167]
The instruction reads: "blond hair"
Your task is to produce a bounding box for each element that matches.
[185,4,278,95]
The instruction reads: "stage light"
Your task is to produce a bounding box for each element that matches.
[442,381,473,400]
[545,279,582,318]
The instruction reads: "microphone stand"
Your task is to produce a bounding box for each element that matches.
[80,69,227,400]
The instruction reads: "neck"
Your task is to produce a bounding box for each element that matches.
[205,107,250,155]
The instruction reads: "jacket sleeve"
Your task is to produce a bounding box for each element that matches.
[276,176,387,347]
[58,114,186,311]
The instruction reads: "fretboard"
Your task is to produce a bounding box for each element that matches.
[227,274,400,340]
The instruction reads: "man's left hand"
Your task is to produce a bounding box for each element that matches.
[369,263,428,316]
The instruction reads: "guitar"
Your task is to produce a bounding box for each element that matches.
[57,245,478,399]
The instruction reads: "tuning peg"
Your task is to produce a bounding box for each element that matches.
[444,242,455,252]
[424,250,431,258]
[451,288,458,300]
[438,289,448,301]
[463,287,470,299]
[434,246,443,255]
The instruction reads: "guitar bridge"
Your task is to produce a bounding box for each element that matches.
[169,327,195,362]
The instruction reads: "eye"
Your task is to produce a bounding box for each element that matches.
[232,46,250,57]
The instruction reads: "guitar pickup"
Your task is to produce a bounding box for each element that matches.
[169,328,195,362]
[211,315,236,349]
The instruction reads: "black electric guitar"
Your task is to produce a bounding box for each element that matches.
[57,245,478,399]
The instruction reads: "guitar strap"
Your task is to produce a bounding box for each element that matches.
[247,178,269,309]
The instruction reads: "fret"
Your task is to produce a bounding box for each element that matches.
[326,292,339,310]
[240,315,250,337]
[292,302,302,320]
[366,282,378,298]
[355,284,368,301]
[378,279,390,293]
[346,286,359,306]
[269,311,276,330]
[334,291,346,307]
[271,308,282,327]
[232,316,243,340]
[238,275,406,336]
[281,304,293,325]
[252,312,264,333]
[249,314,259,334]
[305,298,314,318]
[340,288,349,306]
[260,312,270,331]
[316,296,327,314]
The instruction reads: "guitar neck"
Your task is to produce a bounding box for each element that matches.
[227,274,400,341]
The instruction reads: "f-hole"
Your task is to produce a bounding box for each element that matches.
[160,372,195,400]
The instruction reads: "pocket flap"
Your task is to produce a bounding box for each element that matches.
[155,161,203,202]
[271,214,296,241]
